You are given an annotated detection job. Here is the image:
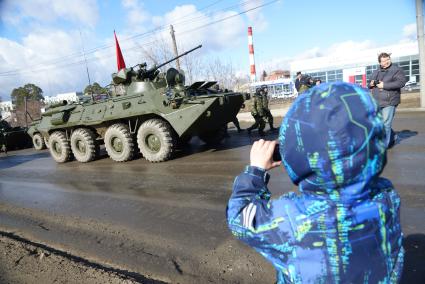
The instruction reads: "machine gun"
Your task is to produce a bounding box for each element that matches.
[136,44,202,80]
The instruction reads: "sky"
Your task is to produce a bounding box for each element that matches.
[0,0,420,100]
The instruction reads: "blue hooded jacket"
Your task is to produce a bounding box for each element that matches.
[227,82,403,283]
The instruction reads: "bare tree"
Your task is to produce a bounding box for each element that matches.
[202,57,239,90]
[180,51,203,85]
[137,36,174,73]
[135,36,247,91]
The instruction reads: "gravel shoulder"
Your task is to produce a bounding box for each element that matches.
[0,231,166,284]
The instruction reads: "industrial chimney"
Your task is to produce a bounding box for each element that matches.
[248,27,256,82]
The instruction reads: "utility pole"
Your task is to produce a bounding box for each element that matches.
[416,0,425,108]
[169,25,181,70]
[24,96,28,127]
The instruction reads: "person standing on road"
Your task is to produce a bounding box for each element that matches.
[214,84,244,135]
[227,82,404,283]
[369,52,407,148]
[247,89,266,136]
[294,71,312,94]
[261,85,278,131]
[1,144,7,155]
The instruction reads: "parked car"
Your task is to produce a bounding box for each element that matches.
[404,81,419,92]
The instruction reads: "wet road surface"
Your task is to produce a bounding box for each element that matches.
[1,112,425,283]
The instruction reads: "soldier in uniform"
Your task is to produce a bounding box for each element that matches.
[295,72,313,94]
[247,88,266,136]
[261,85,277,131]
[0,114,7,154]
[214,84,244,135]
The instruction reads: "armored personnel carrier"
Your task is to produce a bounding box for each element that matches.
[0,116,32,152]
[27,45,248,163]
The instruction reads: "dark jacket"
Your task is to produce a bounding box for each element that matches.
[227,82,404,283]
[295,75,312,93]
[371,63,407,107]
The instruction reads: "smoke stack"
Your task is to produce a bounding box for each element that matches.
[248,27,256,82]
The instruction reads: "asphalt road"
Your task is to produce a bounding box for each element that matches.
[1,111,425,284]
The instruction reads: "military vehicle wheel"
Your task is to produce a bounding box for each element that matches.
[104,123,135,162]
[32,133,46,150]
[70,128,99,163]
[137,119,176,162]
[49,131,73,163]
[44,137,50,149]
[199,125,226,145]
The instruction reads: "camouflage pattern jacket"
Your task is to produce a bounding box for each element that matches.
[251,94,265,117]
[227,82,404,283]
[261,93,270,112]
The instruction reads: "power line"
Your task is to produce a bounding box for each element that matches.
[0,0,230,75]
[0,0,278,76]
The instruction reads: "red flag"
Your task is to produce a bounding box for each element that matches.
[114,31,126,71]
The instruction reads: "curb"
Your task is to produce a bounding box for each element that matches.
[237,106,425,122]
[398,107,425,112]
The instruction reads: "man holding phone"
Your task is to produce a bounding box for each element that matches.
[369,52,407,148]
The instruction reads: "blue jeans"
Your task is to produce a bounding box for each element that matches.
[380,106,396,148]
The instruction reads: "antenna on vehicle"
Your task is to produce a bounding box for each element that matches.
[79,28,91,86]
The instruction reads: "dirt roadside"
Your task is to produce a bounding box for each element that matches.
[0,232,166,284]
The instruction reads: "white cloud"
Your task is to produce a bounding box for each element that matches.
[151,5,246,52]
[121,0,150,29]
[254,40,378,76]
[0,2,252,100]
[1,0,99,28]
[0,29,115,100]
[325,40,375,58]
[401,23,417,43]
[240,0,268,31]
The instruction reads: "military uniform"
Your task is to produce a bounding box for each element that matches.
[247,91,266,135]
[0,118,8,154]
[261,87,277,131]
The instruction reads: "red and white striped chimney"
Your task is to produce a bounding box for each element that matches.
[248,26,256,82]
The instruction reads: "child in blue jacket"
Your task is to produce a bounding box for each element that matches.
[227,82,404,283]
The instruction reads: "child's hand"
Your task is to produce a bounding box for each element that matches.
[250,139,282,171]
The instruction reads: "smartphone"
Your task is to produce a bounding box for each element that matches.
[272,144,281,161]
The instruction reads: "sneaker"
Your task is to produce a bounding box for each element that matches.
[394,134,399,144]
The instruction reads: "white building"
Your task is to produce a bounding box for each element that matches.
[289,41,418,87]
[0,101,13,119]
[44,92,82,104]
[251,78,296,98]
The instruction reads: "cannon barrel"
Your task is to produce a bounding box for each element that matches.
[46,100,68,110]
[135,45,202,79]
[151,44,202,71]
